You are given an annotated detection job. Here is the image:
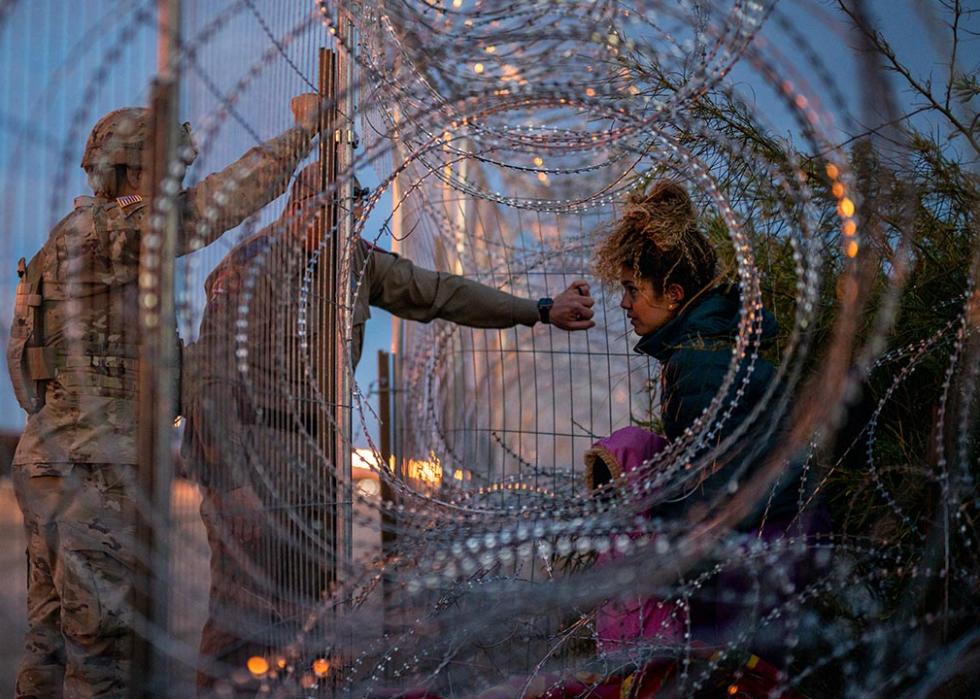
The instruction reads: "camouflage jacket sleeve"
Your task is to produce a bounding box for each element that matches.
[366,245,539,327]
[196,378,253,492]
[178,126,314,255]
[182,334,254,492]
[180,257,254,491]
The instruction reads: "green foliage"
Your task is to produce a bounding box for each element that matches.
[619,5,979,688]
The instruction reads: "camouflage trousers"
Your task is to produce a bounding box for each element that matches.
[197,486,279,698]
[196,485,335,698]
[12,464,137,699]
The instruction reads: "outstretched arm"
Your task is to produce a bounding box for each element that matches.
[177,94,321,255]
[366,246,595,330]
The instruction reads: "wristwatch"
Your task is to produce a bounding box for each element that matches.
[537,297,554,324]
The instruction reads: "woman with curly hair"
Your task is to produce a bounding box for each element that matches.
[595,179,780,470]
[592,179,829,654]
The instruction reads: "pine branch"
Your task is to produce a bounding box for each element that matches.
[945,0,961,112]
[836,0,980,155]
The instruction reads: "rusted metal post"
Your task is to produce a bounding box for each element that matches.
[334,5,356,605]
[133,0,180,695]
[377,349,396,648]
[317,8,356,683]
[317,44,340,598]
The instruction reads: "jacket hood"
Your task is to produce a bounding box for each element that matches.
[634,284,778,362]
[584,426,668,491]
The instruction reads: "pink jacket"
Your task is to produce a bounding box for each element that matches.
[584,427,684,653]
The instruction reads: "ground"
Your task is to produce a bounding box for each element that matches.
[0,476,381,695]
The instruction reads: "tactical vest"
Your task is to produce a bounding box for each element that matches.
[6,198,151,414]
[7,251,54,413]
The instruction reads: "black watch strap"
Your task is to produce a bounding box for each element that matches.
[537,297,554,324]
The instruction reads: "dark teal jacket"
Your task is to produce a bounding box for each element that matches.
[635,284,779,442]
[635,285,797,527]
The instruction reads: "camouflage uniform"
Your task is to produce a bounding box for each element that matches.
[11,465,135,699]
[184,166,540,693]
[6,107,314,698]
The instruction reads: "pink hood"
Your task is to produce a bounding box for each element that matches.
[584,426,668,492]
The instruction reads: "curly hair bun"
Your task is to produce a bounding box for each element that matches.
[635,179,693,211]
[594,178,718,298]
[621,179,697,250]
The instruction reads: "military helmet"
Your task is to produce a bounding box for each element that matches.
[81,107,197,171]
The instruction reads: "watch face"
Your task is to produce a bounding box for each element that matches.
[538,297,554,322]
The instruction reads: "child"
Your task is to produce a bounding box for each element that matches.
[584,426,684,654]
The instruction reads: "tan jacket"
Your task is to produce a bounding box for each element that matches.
[349,239,539,367]
[11,126,313,469]
[183,227,539,489]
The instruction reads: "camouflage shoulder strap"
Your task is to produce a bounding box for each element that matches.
[92,200,112,251]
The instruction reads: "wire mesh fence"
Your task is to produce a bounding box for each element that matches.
[0,1,977,697]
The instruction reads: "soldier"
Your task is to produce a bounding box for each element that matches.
[5,94,322,698]
[184,163,596,695]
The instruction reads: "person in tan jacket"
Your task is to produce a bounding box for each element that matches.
[5,95,321,699]
[184,163,596,694]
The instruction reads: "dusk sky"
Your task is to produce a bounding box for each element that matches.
[0,0,971,444]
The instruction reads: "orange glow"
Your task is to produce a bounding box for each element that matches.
[406,452,443,487]
[354,448,386,473]
[276,657,287,669]
[247,656,269,676]
[831,182,844,197]
[842,219,857,237]
[312,658,331,677]
[825,163,839,179]
[501,64,520,82]
[728,684,739,695]
[838,197,855,217]
[533,156,544,166]
[478,481,556,497]
[585,87,596,97]
[846,240,859,258]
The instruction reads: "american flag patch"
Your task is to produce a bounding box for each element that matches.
[116,194,144,210]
